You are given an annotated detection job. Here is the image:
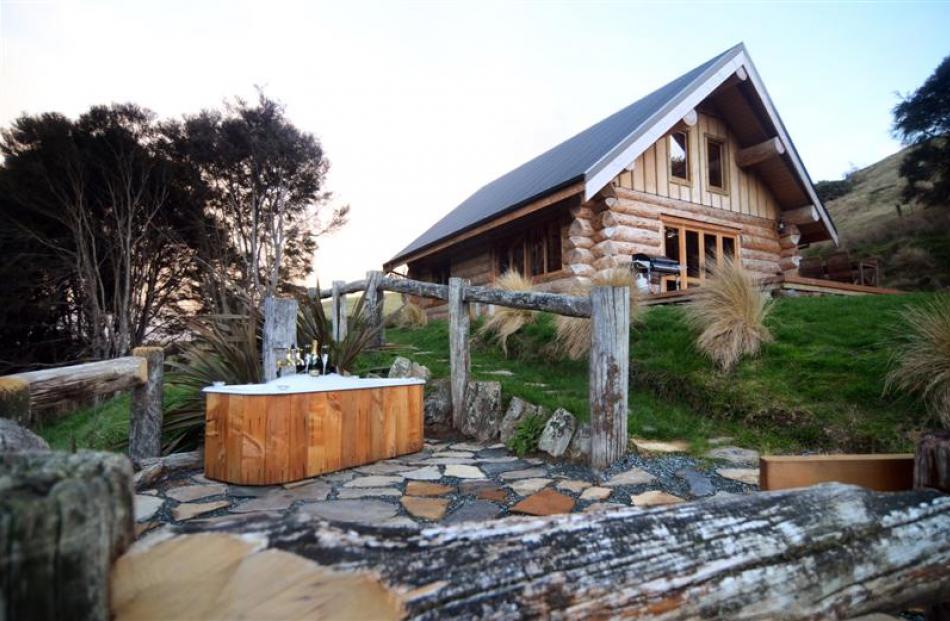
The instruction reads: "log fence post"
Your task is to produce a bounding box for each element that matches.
[589,285,630,469]
[448,277,470,431]
[262,297,299,382]
[365,270,385,348]
[331,280,348,343]
[129,346,164,461]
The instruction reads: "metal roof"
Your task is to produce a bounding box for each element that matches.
[388,43,832,267]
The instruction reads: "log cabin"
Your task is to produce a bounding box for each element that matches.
[383,43,841,317]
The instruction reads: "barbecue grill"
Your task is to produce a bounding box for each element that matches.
[631,253,682,293]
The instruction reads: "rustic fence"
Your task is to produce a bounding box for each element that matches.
[0,347,165,460]
[300,270,631,469]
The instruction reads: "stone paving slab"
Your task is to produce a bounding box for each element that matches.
[135,435,759,533]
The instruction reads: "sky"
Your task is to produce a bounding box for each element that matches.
[1,0,948,283]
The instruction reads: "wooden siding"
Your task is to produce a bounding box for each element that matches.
[616,112,781,220]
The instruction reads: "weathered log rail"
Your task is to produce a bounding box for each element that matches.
[315,272,624,468]
[0,348,164,459]
[133,483,950,620]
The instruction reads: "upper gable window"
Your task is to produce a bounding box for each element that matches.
[706,136,727,191]
[669,130,689,181]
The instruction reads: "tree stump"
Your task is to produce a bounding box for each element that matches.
[262,296,299,382]
[0,451,134,621]
[915,430,950,494]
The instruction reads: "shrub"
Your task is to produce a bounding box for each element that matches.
[684,259,773,372]
[298,289,383,373]
[552,269,643,361]
[506,413,548,457]
[478,270,536,356]
[885,296,950,428]
[162,311,262,452]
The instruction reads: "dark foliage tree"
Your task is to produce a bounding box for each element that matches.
[0,105,204,366]
[894,54,950,208]
[0,93,346,372]
[173,91,348,309]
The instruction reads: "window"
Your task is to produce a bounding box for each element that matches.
[431,263,450,285]
[496,220,563,279]
[669,130,689,181]
[661,219,738,291]
[706,136,726,191]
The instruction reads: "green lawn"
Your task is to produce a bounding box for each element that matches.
[360,293,935,454]
[41,292,935,455]
[38,384,190,452]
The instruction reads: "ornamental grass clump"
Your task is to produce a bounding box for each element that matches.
[479,270,536,356]
[684,258,772,372]
[392,301,428,329]
[885,296,950,428]
[552,269,643,361]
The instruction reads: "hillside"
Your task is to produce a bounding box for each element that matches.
[810,147,950,290]
[356,293,937,455]
[42,293,938,456]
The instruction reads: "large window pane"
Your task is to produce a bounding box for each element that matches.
[665,227,680,262]
[704,233,718,275]
[722,236,735,261]
[707,138,725,189]
[685,230,700,277]
[546,223,561,272]
[669,131,689,180]
[529,231,544,276]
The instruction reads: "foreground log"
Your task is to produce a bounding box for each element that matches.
[916,430,950,494]
[151,483,950,620]
[1,450,134,621]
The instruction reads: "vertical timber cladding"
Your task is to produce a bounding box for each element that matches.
[569,110,794,282]
[204,385,424,485]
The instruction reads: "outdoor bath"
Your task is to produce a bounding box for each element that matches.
[202,374,425,485]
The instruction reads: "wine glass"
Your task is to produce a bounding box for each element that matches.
[321,345,329,375]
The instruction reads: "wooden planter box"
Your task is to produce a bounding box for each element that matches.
[759,454,915,492]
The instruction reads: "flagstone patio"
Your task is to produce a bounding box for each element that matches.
[134,438,759,537]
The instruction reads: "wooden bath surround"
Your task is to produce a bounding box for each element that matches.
[203,378,424,485]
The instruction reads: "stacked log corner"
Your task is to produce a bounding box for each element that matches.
[0,450,134,621]
[129,346,165,461]
[262,296,299,382]
[589,285,630,469]
[448,277,470,431]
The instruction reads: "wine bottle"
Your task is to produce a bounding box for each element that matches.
[308,340,323,376]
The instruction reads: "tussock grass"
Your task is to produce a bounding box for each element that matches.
[685,259,772,372]
[553,269,643,361]
[479,271,536,356]
[886,295,950,427]
[391,301,428,329]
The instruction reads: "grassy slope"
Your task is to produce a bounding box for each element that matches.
[361,293,936,454]
[810,147,950,290]
[45,293,935,455]
[39,385,190,451]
